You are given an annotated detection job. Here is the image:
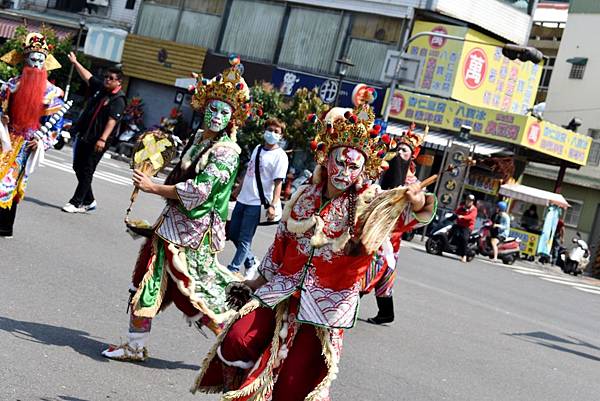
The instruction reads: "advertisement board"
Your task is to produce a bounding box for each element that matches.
[387,88,591,165]
[271,68,386,115]
[409,21,543,114]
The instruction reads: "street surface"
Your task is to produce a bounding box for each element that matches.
[2,148,600,401]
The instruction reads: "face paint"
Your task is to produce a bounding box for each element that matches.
[25,52,46,70]
[397,143,413,162]
[204,100,233,132]
[327,147,365,191]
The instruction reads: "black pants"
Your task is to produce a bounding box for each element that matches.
[454,226,471,257]
[0,202,18,236]
[69,140,104,207]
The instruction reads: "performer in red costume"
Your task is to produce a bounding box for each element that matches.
[191,102,436,401]
[362,124,430,325]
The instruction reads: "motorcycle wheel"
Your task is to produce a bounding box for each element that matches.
[466,253,475,262]
[53,136,65,150]
[425,237,443,255]
[502,254,516,265]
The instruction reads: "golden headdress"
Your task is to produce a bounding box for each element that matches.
[190,54,253,127]
[397,122,427,158]
[1,32,61,71]
[309,102,392,180]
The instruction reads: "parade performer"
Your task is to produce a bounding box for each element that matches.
[102,57,253,361]
[191,103,436,400]
[0,32,64,238]
[362,124,426,325]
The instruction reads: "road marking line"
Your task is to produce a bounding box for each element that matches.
[538,277,600,291]
[41,160,128,186]
[574,287,600,295]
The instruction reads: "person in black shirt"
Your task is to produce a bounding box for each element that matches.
[62,52,126,213]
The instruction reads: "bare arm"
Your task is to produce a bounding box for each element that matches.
[132,169,178,199]
[68,51,92,84]
[272,179,283,204]
[94,117,117,152]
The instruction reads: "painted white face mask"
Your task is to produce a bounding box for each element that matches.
[327,147,365,191]
[264,129,281,145]
[204,100,233,132]
[26,51,46,69]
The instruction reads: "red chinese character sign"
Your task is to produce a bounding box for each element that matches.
[429,25,448,49]
[463,48,488,89]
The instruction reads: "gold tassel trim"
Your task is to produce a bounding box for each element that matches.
[191,299,261,394]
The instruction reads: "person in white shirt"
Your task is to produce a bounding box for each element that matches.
[228,118,289,277]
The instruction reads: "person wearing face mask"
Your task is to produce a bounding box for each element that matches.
[361,124,428,325]
[227,118,289,278]
[101,58,252,362]
[0,33,65,238]
[192,104,436,401]
[62,52,126,213]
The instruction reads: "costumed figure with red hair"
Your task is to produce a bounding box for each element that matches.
[361,123,432,325]
[101,56,254,362]
[0,32,65,237]
[191,101,436,400]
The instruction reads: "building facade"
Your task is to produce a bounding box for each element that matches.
[522,0,600,275]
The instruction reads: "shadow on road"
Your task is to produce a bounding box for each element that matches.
[40,396,92,401]
[506,331,600,362]
[23,196,63,210]
[0,316,199,371]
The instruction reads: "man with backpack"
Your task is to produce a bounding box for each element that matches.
[62,52,126,213]
[227,118,288,278]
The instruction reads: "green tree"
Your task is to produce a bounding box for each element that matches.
[0,25,90,93]
[238,82,329,169]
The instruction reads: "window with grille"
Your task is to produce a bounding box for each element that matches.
[569,63,586,79]
[564,199,583,227]
[587,140,600,166]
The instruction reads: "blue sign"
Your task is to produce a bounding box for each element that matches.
[374,118,388,133]
[272,68,386,115]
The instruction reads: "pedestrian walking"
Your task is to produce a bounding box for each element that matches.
[490,200,510,262]
[227,118,288,278]
[62,52,126,213]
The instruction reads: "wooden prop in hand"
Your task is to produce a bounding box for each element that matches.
[125,129,176,232]
[357,158,475,254]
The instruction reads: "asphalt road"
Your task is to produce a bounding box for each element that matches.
[2,148,600,401]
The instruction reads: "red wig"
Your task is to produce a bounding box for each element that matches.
[10,66,47,132]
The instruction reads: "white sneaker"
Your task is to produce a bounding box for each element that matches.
[244,258,261,280]
[84,200,97,212]
[102,332,149,362]
[62,203,86,213]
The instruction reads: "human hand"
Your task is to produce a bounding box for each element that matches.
[244,276,267,291]
[26,140,38,152]
[67,51,78,65]
[133,169,155,193]
[266,205,276,221]
[94,139,106,153]
[405,183,425,211]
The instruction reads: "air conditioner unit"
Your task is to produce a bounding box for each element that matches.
[87,0,109,7]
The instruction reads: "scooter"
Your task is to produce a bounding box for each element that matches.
[425,212,478,261]
[476,220,521,265]
[557,233,589,276]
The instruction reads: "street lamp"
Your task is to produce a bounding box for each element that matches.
[334,57,354,106]
[64,18,86,101]
[382,31,544,122]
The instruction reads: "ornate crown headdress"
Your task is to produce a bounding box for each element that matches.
[190,54,253,127]
[396,122,427,159]
[309,102,392,180]
[0,32,61,71]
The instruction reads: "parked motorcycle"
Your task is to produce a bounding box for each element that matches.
[475,220,521,265]
[557,232,589,276]
[114,122,142,158]
[425,212,478,261]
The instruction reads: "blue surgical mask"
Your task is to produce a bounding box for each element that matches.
[264,129,281,145]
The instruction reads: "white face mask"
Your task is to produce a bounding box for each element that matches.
[264,129,281,145]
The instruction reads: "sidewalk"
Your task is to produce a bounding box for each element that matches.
[402,238,600,287]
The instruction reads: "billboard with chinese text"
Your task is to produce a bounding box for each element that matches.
[409,21,543,114]
[387,88,591,165]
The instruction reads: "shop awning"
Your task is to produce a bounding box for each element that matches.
[0,17,75,39]
[387,122,511,156]
[498,183,570,209]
